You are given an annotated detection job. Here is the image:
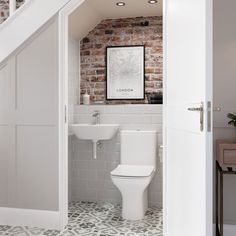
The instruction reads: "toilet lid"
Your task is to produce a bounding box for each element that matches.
[111,165,154,177]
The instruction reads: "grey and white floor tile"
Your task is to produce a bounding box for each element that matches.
[0,201,163,236]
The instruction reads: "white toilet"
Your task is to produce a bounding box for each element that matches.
[111,130,157,221]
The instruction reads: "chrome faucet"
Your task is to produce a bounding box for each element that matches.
[92,110,100,125]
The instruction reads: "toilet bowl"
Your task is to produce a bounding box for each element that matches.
[110,130,157,221]
[111,164,155,220]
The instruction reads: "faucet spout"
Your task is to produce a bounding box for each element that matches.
[92,110,100,125]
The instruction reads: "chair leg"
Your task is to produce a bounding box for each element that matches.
[216,162,219,236]
[220,172,223,236]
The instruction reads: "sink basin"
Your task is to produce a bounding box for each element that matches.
[70,124,119,159]
[70,124,119,142]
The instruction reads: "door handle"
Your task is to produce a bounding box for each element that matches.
[187,102,204,132]
[65,105,67,123]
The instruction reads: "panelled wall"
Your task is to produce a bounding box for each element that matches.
[0,18,59,211]
[68,105,163,207]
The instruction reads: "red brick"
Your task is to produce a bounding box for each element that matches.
[80,16,163,104]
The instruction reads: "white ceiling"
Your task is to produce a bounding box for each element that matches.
[68,0,162,40]
[87,0,162,19]
[69,1,101,41]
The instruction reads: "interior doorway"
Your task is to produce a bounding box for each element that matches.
[59,0,214,235]
[62,0,164,234]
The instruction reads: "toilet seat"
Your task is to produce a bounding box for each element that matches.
[111,164,154,178]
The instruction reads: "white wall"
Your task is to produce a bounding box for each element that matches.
[68,36,80,201]
[0,18,59,211]
[69,105,163,207]
[68,36,80,124]
[0,0,72,63]
[214,0,236,225]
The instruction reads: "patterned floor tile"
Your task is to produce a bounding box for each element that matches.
[0,202,163,236]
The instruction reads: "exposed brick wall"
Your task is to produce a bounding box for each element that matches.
[0,0,25,24]
[80,16,163,104]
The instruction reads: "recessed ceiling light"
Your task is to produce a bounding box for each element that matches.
[148,0,158,4]
[116,2,125,6]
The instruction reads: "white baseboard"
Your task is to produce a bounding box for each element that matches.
[213,224,236,236]
[0,207,62,230]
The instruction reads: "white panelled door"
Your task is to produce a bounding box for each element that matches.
[164,0,213,235]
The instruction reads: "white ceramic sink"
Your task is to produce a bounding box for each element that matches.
[70,124,119,142]
[70,124,120,159]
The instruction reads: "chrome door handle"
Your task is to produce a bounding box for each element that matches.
[188,107,203,112]
[187,102,204,132]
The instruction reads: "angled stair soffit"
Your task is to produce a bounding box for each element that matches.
[0,0,72,63]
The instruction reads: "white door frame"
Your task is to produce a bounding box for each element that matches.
[58,0,213,233]
[58,0,85,229]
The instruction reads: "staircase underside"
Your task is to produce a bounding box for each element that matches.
[0,0,72,63]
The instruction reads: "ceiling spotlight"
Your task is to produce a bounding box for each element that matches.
[116,2,125,6]
[148,0,158,4]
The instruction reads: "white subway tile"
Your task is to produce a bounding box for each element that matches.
[76,160,90,169]
[74,105,89,114]
[97,189,120,199]
[69,102,163,205]
[78,169,97,180]
[74,114,92,124]
[122,115,152,124]
[100,115,124,124]
[106,161,119,171]
[144,105,163,114]
[96,170,111,180]
[87,180,105,189]
[120,124,158,131]
[96,151,107,160]
[106,151,120,162]
[88,160,106,170]
[123,105,162,114]
[77,189,98,201]
[104,105,125,114]
[103,180,117,190]
[88,105,105,114]
[123,105,144,114]
[151,114,163,124]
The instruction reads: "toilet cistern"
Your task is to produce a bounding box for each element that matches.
[92,110,100,125]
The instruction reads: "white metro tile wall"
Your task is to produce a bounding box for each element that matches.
[69,104,163,207]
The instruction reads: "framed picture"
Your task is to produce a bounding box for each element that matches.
[106,45,145,100]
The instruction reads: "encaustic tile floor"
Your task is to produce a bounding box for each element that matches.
[0,201,163,236]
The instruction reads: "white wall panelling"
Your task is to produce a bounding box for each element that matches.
[0,62,11,207]
[0,0,72,63]
[69,105,163,207]
[0,17,61,228]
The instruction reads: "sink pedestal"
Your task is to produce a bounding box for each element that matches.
[92,141,98,159]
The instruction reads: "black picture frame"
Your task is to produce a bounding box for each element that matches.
[106,45,145,101]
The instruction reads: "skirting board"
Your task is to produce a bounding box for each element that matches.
[213,224,236,236]
[0,207,61,230]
